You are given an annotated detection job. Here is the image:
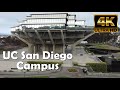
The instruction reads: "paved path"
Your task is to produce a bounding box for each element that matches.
[0,47,73,71]
[83,72,120,78]
[0,47,29,71]
[73,46,101,66]
[62,59,73,67]
[0,46,101,71]
[0,47,29,61]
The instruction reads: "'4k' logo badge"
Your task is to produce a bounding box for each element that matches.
[94,15,118,33]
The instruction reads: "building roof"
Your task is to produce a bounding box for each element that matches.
[30,13,68,15]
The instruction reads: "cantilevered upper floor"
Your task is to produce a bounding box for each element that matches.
[11,13,86,32]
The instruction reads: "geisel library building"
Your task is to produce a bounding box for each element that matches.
[11,13,93,54]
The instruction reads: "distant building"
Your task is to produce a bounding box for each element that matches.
[0,35,9,39]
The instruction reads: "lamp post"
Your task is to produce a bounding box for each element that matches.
[22,69,26,78]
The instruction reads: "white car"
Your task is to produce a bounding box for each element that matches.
[80,41,88,44]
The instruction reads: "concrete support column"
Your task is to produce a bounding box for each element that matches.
[28,44,34,53]
[53,45,55,53]
[34,45,39,53]
[34,45,41,54]
[54,45,63,54]
[42,45,45,51]
[71,45,76,55]
[39,45,45,55]
[63,45,65,53]
[33,46,36,54]
[61,30,65,53]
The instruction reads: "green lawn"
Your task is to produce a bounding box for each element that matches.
[68,68,78,72]
[89,44,120,50]
[26,76,49,78]
[56,76,70,78]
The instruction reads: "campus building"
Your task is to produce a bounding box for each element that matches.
[11,13,93,54]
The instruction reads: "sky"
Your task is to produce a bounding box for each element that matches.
[0,12,120,35]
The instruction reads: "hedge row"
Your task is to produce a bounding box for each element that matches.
[72,62,79,66]
[68,68,77,72]
[86,62,107,73]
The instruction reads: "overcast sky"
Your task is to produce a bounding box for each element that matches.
[0,12,120,35]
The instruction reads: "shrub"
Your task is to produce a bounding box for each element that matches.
[9,70,14,72]
[68,68,77,72]
[3,70,7,72]
[72,62,82,66]
[73,62,79,66]
[86,62,107,73]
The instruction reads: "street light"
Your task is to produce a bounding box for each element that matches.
[22,69,26,78]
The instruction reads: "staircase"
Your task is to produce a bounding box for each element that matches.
[72,33,94,54]
[73,32,94,46]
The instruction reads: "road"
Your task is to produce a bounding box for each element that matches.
[0,67,84,78]
[1,68,120,78]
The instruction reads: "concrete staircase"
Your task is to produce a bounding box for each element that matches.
[73,32,94,46]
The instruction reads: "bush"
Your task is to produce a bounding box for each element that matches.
[9,70,14,72]
[27,61,63,67]
[3,70,7,72]
[86,62,107,73]
[68,68,77,72]
[73,62,79,66]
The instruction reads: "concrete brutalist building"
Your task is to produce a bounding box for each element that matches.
[11,13,93,54]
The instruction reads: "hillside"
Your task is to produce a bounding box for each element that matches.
[0,35,27,54]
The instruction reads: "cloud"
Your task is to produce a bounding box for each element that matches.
[0,18,7,23]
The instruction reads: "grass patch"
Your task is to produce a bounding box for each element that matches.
[29,76,49,78]
[56,76,70,78]
[27,61,63,67]
[27,61,63,64]
[89,44,120,50]
[117,59,120,61]
[16,76,49,78]
[68,68,77,72]
[86,62,107,73]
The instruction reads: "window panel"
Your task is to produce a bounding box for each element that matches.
[31,14,67,18]
[75,21,85,26]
